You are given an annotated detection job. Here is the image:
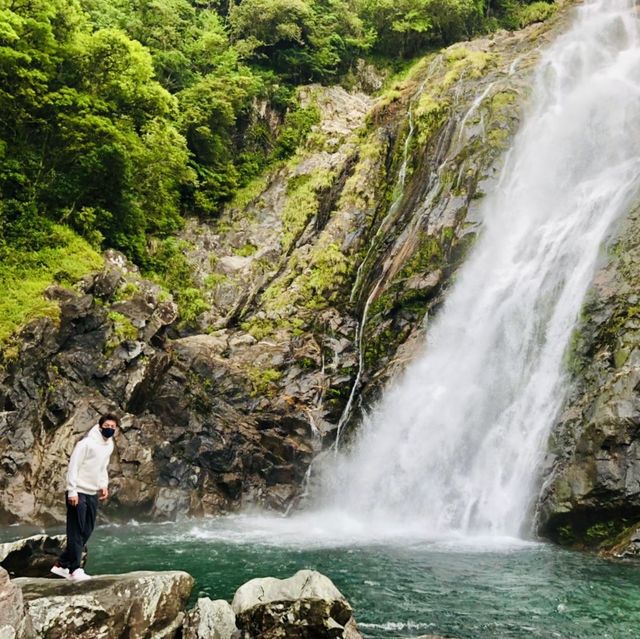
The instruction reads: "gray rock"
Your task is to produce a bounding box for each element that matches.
[0,567,30,639]
[14,570,193,639]
[232,569,362,639]
[537,204,640,549]
[183,598,238,639]
[0,535,77,578]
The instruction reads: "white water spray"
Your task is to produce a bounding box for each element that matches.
[314,0,640,539]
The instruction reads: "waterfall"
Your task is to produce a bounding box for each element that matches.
[314,0,640,539]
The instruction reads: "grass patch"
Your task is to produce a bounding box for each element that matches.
[247,366,282,397]
[0,225,103,345]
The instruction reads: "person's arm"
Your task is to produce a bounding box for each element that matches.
[98,450,110,501]
[66,439,88,504]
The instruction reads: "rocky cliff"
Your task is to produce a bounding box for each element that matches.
[537,202,640,553]
[0,7,586,526]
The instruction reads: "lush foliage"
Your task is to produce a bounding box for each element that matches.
[0,225,103,345]
[0,0,555,335]
[0,0,554,257]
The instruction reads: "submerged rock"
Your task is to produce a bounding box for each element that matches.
[232,569,362,639]
[14,570,193,639]
[183,598,239,639]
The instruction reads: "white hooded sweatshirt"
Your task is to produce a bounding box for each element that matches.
[66,424,114,498]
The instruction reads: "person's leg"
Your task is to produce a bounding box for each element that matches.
[57,493,85,572]
[81,494,98,548]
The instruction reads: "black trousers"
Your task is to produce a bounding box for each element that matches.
[58,492,98,572]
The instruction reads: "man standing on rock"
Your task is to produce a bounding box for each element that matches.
[50,413,118,581]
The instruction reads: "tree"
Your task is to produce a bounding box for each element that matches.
[229,0,369,82]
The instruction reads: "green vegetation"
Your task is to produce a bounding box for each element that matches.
[495,0,557,29]
[105,310,139,354]
[0,225,103,345]
[247,366,282,396]
[281,169,334,250]
[0,0,555,341]
[147,238,209,324]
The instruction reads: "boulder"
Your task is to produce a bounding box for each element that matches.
[0,535,74,578]
[232,570,362,639]
[183,598,238,639]
[0,567,32,639]
[14,570,193,639]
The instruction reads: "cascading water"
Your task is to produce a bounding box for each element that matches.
[313,0,640,539]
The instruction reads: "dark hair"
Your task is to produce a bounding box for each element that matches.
[99,413,120,427]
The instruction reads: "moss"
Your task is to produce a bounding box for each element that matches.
[104,310,138,355]
[491,90,518,111]
[113,282,140,302]
[280,169,334,251]
[0,225,103,347]
[247,366,282,397]
[147,238,209,325]
[297,356,316,370]
[298,243,350,309]
[443,48,494,87]
[241,316,277,341]
[487,127,510,150]
[234,243,258,257]
[107,311,138,341]
[339,136,387,209]
[376,88,403,110]
[204,273,228,289]
[414,93,449,145]
[517,1,557,28]
[261,279,295,313]
[176,288,209,323]
[230,173,270,211]
[378,55,432,95]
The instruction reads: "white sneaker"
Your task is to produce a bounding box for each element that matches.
[69,568,92,581]
[50,565,70,579]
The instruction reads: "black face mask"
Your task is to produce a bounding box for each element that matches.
[100,427,115,438]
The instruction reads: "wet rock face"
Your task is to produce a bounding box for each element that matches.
[232,570,363,639]
[14,570,193,639]
[537,204,640,550]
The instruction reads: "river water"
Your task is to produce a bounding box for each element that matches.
[82,516,640,639]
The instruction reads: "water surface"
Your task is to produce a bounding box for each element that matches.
[76,516,640,639]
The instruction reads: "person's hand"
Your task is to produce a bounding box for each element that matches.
[98,487,109,501]
[67,495,78,506]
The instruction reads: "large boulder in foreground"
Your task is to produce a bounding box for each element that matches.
[183,598,238,639]
[232,569,362,639]
[13,570,193,639]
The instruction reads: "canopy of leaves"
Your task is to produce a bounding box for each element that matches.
[0,0,555,269]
